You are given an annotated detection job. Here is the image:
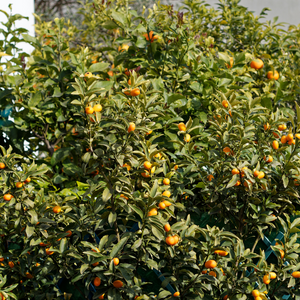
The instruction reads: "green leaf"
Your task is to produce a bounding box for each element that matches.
[51,147,73,166]
[25,225,34,238]
[290,217,300,230]
[282,174,289,188]
[110,236,130,258]
[150,179,158,198]
[102,20,119,29]
[108,212,116,228]
[190,82,203,93]
[261,97,272,110]
[128,204,144,219]
[89,62,110,73]
[28,91,42,107]
[88,81,113,93]
[80,264,89,274]
[226,175,238,188]
[60,238,68,254]
[103,188,112,202]
[28,210,38,224]
[167,94,185,104]
[111,11,126,26]
[22,33,38,44]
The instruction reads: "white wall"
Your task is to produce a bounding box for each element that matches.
[170,0,300,27]
[0,0,35,56]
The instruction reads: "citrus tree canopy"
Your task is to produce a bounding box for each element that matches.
[1,0,300,299]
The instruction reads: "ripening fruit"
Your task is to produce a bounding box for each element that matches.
[124,89,131,96]
[8,261,14,268]
[255,297,262,300]
[184,134,191,142]
[16,182,23,188]
[264,156,273,163]
[130,88,140,97]
[146,130,152,135]
[173,235,179,245]
[222,100,229,108]
[287,133,294,141]
[143,161,152,170]
[267,70,279,80]
[223,147,232,155]
[3,194,13,201]
[99,294,105,300]
[123,163,131,171]
[280,249,285,259]
[162,190,171,198]
[24,177,31,183]
[128,122,135,133]
[253,170,260,177]
[295,133,300,139]
[178,122,186,132]
[173,292,180,297]
[85,106,94,114]
[214,250,228,256]
[258,171,265,179]
[232,168,240,175]
[223,296,228,300]
[113,280,123,288]
[84,72,93,78]
[163,200,172,207]
[286,133,294,141]
[263,274,270,285]
[141,172,150,178]
[94,277,101,286]
[205,260,217,269]
[46,248,54,255]
[92,262,99,267]
[53,206,61,213]
[278,124,285,131]
[270,272,277,279]
[281,135,287,144]
[250,59,264,70]
[66,230,72,237]
[264,123,270,131]
[207,175,214,181]
[288,139,295,145]
[158,202,166,209]
[174,165,178,170]
[0,163,5,169]
[26,272,33,279]
[235,180,241,186]
[148,208,158,217]
[164,223,171,232]
[272,140,279,150]
[94,104,102,112]
[292,271,300,278]
[165,236,175,246]
[209,271,217,277]
[252,290,260,297]
[163,178,170,185]
[166,235,178,246]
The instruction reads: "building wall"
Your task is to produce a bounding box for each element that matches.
[172,0,300,27]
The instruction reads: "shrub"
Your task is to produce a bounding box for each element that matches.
[1,0,300,299]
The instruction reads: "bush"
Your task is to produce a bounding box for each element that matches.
[1,0,300,299]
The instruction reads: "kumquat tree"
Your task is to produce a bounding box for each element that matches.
[2,0,300,299]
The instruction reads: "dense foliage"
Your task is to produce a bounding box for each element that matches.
[1,0,300,299]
